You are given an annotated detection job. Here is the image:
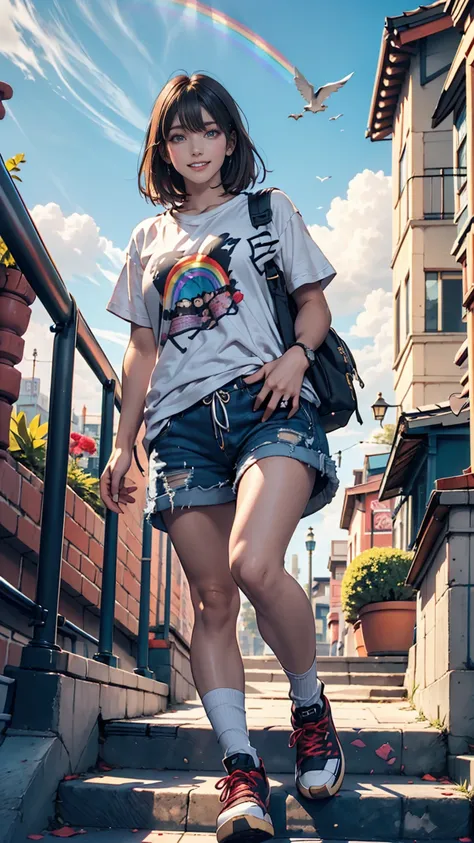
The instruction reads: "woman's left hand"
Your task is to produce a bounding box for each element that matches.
[243,346,309,422]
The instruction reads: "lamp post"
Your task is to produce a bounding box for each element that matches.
[371,392,400,426]
[305,526,316,603]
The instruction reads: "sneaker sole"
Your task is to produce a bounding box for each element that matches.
[296,735,346,801]
[216,812,274,843]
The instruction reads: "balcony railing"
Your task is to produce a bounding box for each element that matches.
[397,168,467,234]
[0,154,173,679]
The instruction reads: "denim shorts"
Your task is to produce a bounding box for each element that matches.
[145,375,339,533]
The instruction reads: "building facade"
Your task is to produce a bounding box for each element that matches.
[340,453,394,562]
[327,540,348,656]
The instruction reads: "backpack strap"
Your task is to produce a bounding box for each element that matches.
[247,188,296,349]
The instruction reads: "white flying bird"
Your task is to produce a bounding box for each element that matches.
[288,112,304,121]
[316,175,332,182]
[292,68,353,116]
[329,113,344,121]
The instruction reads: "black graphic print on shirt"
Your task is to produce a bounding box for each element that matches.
[152,233,244,354]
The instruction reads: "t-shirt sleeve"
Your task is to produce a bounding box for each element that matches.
[273,191,336,295]
[106,230,152,328]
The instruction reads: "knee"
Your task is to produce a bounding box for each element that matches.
[230,552,275,602]
[192,583,240,630]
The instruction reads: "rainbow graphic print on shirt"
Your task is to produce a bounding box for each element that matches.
[159,251,244,353]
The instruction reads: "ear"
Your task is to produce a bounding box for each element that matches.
[226,130,237,156]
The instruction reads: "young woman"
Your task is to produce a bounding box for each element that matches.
[101,72,344,843]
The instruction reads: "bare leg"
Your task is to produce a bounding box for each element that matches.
[162,501,244,697]
[229,456,317,674]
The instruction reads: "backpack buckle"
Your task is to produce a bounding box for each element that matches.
[252,208,273,226]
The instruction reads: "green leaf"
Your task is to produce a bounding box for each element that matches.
[16,412,29,444]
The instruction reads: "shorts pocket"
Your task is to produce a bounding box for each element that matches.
[151,417,175,450]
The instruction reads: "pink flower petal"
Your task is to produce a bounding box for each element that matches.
[63,775,80,781]
[401,765,405,772]
[441,791,454,796]
[351,739,366,748]
[27,836,44,840]
[370,769,374,774]
[387,757,397,765]
[459,837,472,842]
[51,830,78,838]
[375,742,394,761]
[422,774,437,781]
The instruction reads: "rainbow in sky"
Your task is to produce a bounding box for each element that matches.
[158,0,295,83]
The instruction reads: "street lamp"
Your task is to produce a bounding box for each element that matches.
[371,392,400,426]
[305,526,316,602]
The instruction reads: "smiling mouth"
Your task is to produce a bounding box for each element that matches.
[188,162,210,169]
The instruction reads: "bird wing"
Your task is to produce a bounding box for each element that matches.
[294,67,314,104]
[313,72,353,109]
[288,113,303,120]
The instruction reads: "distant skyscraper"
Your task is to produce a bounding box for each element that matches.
[291,553,299,580]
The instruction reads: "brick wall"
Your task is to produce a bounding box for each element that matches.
[0,456,194,674]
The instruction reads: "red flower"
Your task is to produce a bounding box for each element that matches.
[70,431,81,442]
[69,433,97,457]
[233,291,244,303]
[79,435,97,455]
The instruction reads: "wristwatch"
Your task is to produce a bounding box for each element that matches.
[290,341,316,366]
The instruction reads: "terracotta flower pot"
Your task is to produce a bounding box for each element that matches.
[358,601,416,656]
[353,619,367,657]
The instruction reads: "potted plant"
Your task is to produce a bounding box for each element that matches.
[341,547,416,656]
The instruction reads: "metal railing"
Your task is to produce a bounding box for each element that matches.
[397,168,467,233]
[0,154,171,679]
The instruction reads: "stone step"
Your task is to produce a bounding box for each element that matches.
[448,753,474,786]
[244,670,406,687]
[101,720,446,776]
[17,834,471,843]
[244,683,407,701]
[59,770,470,839]
[243,656,408,673]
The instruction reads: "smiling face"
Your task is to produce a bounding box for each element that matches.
[163,107,235,192]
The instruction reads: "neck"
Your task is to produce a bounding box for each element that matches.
[180,172,231,214]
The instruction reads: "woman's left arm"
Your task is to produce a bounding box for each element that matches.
[244,281,332,421]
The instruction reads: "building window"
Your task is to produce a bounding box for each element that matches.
[405,273,410,337]
[455,106,468,230]
[399,145,407,197]
[425,271,465,332]
[395,289,401,357]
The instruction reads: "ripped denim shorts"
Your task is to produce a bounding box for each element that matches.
[145,375,339,533]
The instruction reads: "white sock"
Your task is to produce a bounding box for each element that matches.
[283,655,323,709]
[202,687,260,767]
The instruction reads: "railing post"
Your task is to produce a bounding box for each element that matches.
[163,535,172,641]
[134,516,153,678]
[21,299,78,670]
[93,379,119,667]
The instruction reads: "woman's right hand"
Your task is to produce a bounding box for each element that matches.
[100,447,138,514]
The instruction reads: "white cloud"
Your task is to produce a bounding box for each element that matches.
[30,202,123,284]
[309,169,392,314]
[93,329,129,348]
[350,289,392,339]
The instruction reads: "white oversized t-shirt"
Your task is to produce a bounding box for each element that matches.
[107,189,336,452]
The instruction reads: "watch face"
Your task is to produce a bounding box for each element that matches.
[306,347,316,364]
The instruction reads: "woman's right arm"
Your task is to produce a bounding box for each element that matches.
[100,323,157,513]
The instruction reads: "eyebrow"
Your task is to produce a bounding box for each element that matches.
[169,120,217,130]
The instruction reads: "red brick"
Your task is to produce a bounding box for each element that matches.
[58,593,84,628]
[127,594,139,619]
[66,487,74,516]
[20,481,42,523]
[64,515,89,555]
[20,559,37,600]
[85,505,96,536]
[117,539,127,564]
[93,516,104,544]
[128,615,139,637]
[88,537,102,567]
[0,460,21,505]
[67,544,81,570]
[81,577,100,607]
[118,518,128,543]
[95,570,102,589]
[0,636,8,674]
[114,602,129,630]
[61,560,83,596]
[125,530,142,562]
[0,543,21,588]
[115,582,127,608]
[123,569,140,602]
[116,560,124,586]
[0,498,18,539]
[80,554,97,584]
[126,551,141,581]
[74,496,86,529]
[7,640,22,668]
[16,517,40,557]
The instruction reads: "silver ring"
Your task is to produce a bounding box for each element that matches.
[280,398,289,408]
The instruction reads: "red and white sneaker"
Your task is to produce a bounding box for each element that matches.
[289,686,345,800]
[215,751,274,843]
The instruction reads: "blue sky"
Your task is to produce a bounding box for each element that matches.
[0,0,410,576]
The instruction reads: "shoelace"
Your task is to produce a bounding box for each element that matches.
[215,768,266,810]
[203,389,230,450]
[288,711,337,758]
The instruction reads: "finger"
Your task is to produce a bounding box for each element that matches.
[287,398,300,419]
[119,494,136,504]
[243,364,266,384]
[110,469,124,503]
[262,395,281,423]
[253,382,272,411]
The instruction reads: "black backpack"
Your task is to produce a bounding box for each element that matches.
[247,188,364,433]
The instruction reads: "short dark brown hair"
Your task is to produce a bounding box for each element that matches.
[138,73,268,209]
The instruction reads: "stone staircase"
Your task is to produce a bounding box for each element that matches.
[23,659,473,841]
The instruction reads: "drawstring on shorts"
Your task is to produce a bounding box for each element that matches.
[202,389,231,450]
